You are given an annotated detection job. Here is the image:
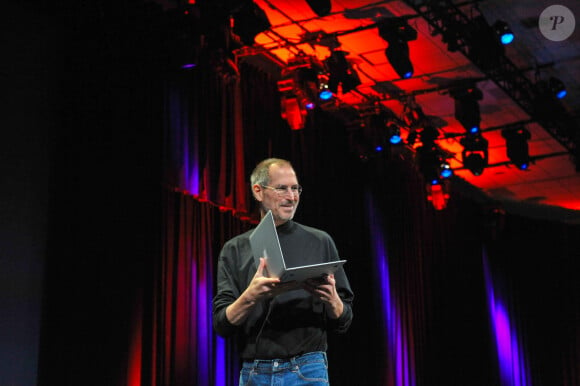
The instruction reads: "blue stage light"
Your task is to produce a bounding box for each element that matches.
[319,90,333,100]
[440,162,453,179]
[549,77,567,99]
[500,32,514,45]
[378,18,417,80]
[389,135,402,145]
[493,20,514,45]
[502,127,531,170]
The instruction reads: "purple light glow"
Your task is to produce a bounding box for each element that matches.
[195,268,210,383]
[215,337,226,386]
[483,252,530,386]
[367,192,416,386]
[168,85,201,195]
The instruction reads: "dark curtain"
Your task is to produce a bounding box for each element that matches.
[38,2,165,385]
[484,211,580,386]
[163,64,249,217]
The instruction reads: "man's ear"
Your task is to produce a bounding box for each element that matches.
[252,184,263,202]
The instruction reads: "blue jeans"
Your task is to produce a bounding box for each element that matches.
[239,351,329,385]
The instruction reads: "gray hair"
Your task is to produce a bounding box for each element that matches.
[250,158,293,187]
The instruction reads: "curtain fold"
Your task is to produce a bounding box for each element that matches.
[145,190,250,386]
[163,66,249,217]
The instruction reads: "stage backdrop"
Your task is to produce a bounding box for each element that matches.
[144,53,580,386]
[35,3,579,385]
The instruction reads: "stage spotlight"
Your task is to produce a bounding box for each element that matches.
[305,0,332,17]
[386,41,413,79]
[324,50,361,94]
[502,127,531,170]
[460,133,489,176]
[316,72,334,101]
[231,1,271,46]
[278,55,333,112]
[387,123,402,144]
[450,86,483,134]
[492,20,514,45]
[416,145,441,184]
[295,67,320,109]
[350,111,397,157]
[549,77,567,99]
[440,161,453,179]
[464,15,505,70]
[319,88,333,101]
[378,18,417,79]
[416,126,447,184]
[416,144,448,185]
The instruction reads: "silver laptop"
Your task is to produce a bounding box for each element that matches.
[249,210,346,282]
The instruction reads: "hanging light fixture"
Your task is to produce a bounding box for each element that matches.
[378,17,417,79]
[502,126,531,170]
[492,20,514,45]
[276,55,335,129]
[387,123,402,145]
[460,133,489,176]
[549,76,567,99]
[450,86,484,134]
[323,50,361,95]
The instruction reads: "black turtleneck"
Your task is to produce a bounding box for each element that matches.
[212,220,354,360]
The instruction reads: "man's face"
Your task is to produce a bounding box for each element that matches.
[253,164,300,226]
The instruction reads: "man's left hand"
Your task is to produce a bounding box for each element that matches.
[303,274,344,319]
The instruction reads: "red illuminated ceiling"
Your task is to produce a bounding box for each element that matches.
[244,0,580,212]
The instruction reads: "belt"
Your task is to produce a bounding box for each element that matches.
[243,351,327,372]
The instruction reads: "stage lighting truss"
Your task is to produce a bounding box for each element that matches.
[450,86,483,134]
[460,132,489,176]
[502,126,532,170]
[377,17,418,79]
[347,106,407,159]
[276,55,336,130]
[412,1,576,172]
